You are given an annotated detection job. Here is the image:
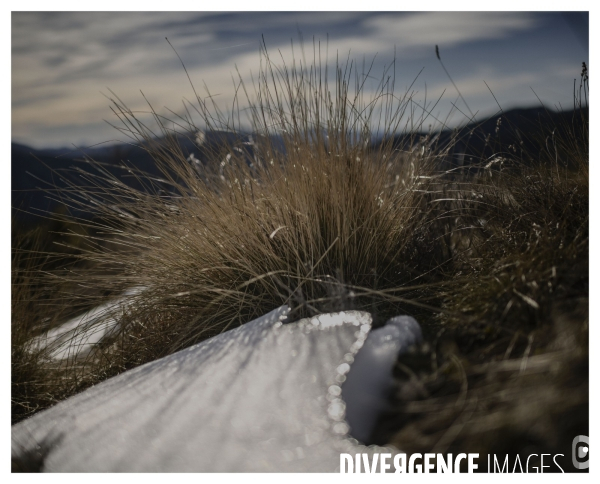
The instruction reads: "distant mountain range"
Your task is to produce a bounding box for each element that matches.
[12,132,226,226]
[380,106,587,171]
[12,106,587,228]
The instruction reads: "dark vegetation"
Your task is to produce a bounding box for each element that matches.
[11,44,588,472]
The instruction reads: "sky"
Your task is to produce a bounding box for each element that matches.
[11,10,589,149]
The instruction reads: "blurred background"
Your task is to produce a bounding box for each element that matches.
[12,11,589,149]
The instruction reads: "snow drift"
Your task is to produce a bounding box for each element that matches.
[13,306,422,472]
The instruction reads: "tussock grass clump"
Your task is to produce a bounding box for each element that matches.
[80,57,452,357]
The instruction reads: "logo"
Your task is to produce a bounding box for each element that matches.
[572,435,589,470]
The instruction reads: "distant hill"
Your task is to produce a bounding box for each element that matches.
[12,106,586,228]
[12,140,162,227]
[378,106,588,172]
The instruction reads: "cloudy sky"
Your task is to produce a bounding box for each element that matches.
[12,10,589,149]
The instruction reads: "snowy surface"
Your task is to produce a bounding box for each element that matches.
[29,287,145,360]
[13,306,422,472]
[343,316,423,443]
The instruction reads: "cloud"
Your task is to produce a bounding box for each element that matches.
[14,12,580,148]
[363,12,538,52]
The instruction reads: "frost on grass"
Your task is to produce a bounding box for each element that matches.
[13,306,421,472]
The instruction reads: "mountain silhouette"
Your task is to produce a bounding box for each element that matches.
[12,106,586,228]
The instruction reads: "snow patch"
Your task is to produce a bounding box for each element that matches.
[13,308,421,471]
[29,286,145,360]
